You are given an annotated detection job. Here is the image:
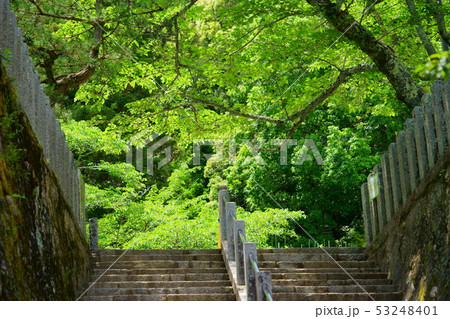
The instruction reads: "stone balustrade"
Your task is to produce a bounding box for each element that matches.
[0,0,85,235]
[362,80,449,244]
[219,185,273,301]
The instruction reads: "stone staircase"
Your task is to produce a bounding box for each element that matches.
[80,249,236,301]
[257,247,402,301]
[80,247,401,301]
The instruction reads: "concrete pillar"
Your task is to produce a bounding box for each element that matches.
[226,202,236,261]
[431,81,448,154]
[396,131,411,200]
[234,220,245,285]
[89,218,98,250]
[374,164,387,229]
[244,242,257,301]
[422,94,437,169]
[404,119,419,191]
[256,271,272,301]
[381,153,394,222]
[218,185,229,243]
[388,143,402,212]
[413,106,428,180]
[361,182,373,244]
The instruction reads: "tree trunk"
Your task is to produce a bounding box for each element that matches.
[306,0,424,108]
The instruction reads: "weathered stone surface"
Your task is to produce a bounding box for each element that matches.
[0,61,90,300]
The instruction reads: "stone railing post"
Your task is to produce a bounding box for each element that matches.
[388,143,402,211]
[234,220,245,285]
[374,164,387,229]
[422,94,437,169]
[80,176,86,236]
[404,119,419,192]
[361,182,372,244]
[89,218,98,251]
[367,172,379,237]
[381,153,394,222]
[226,202,236,261]
[431,81,447,155]
[244,242,257,301]
[256,271,272,301]
[218,185,229,243]
[413,106,427,180]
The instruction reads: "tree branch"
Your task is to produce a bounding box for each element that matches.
[185,95,286,125]
[28,0,93,24]
[305,0,424,108]
[426,0,450,48]
[405,0,437,56]
[259,64,375,152]
[287,64,374,122]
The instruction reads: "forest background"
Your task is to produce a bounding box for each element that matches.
[6,0,449,249]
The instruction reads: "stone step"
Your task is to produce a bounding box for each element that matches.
[273,284,397,294]
[272,278,391,286]
[90,273,231,282]
[257,253,366,262]
[167,294,236,301]
[91,249,221,256]
[258,247,365,254]
[273,292,403,301]
[270,272,388,280]
[83,286,234,296]
[80,293,236,301]
[90,280,232,289]
[262,267,381,274]
[91,268,228,276]
[259,261,376,269]
[92,260,226,269]
[93,254,224,262]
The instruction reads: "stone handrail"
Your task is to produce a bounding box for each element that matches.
[0,0,85,235]
[218,185,273,301]
[361,80,449,244]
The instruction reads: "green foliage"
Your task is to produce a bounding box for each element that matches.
[11,0,448,249]
[416,52,450,81]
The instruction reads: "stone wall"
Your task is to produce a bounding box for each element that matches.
[366,149,449,301]
[0,59,90,300]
